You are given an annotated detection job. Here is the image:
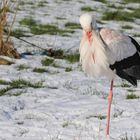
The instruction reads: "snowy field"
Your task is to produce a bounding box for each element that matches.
[0,0,140,139]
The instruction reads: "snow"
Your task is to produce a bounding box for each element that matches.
[0,0,140,140]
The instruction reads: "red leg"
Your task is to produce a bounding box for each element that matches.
[106,80,114,136]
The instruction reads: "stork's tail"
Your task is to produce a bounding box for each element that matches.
[124,65,140,80]
[116,70,137,86]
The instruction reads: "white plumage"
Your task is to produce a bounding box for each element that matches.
[80,29,114,79]
[79,14,137,80]
[79,13,140,136]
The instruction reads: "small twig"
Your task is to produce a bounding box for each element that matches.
[15,37,51,51]
[6,0,18,42]
[4,28,52,51]
[66,45,78,53]
[0,0,9,44]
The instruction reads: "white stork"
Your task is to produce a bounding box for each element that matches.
[79,13,140,136]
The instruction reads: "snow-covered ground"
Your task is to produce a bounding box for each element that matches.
[0,0,140,139]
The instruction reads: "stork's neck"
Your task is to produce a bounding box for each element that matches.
[90,29,100,41]
[85,29,99,45]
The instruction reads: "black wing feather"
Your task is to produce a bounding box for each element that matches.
[124,65,140,79]
[129,36,140,52]
[116,70,137,86]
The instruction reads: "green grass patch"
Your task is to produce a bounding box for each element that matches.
[19,1,25,5]
[121,134,140,140]
[122,25,133,29]
[20,18,74,36]
[121,82,131,88]
[65,22,81,29]
[113,111,123,118]
[126,93,139,99]
[95,115,106,120]
[30,24,57,35]
[27,2,34,5]
[102,11,133,21]
[0,80,10,85]
[30,24,74,36]
[123,0,140,3]
[17,64,30,71]
[93,0,106,3]
[0,87,13,96]
[127,89,136,92]
[0,79,43,96]
[102,8,140,21]
[81,6,95,12]
[64,53,80,63]
[86,114,106,120]
[132,8,140,19]
[48,49,64,59]
[41,58,54,66]
[33,68,47,73]
[38,1,48,7]
[65,67,72,72]
[11,29,27,38]
[133,33,140,37]
[108,4,124,9]
[62,122,69,128]
[20,18,37,26]
[9,79,43,89]
[56,17,66,20]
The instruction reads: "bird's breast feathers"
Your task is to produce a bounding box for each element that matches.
[80,31,115,79]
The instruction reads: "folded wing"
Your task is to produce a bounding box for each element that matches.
[99,28,140,86]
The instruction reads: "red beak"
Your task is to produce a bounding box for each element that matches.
[86,31,92,44]
[86,31,95,63]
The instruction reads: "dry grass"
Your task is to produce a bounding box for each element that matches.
[0,0,8,44]
[0,0,20,60]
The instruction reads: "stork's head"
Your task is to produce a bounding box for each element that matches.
[79,13,97,43]
[79,13,97,32]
